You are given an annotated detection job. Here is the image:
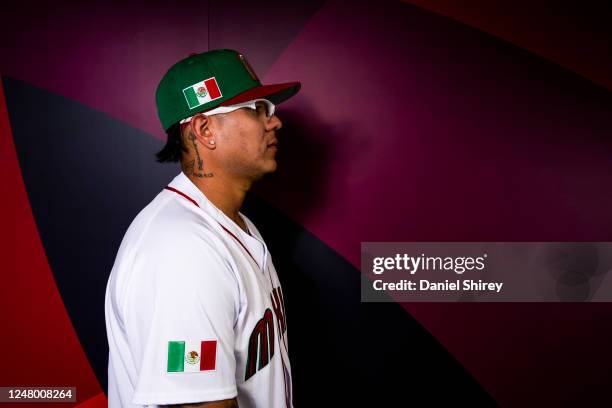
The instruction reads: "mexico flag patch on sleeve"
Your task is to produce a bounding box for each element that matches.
[183,77,222,109]
[167,340,218,373]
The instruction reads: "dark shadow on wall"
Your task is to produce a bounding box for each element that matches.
[252,98,373,225]
[253,100,332,222]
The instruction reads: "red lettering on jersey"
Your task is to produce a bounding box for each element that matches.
[245,308,275,381]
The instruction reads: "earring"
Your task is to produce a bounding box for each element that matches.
[210,140,215,145]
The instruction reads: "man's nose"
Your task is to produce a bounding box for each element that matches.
[266,114,282,131]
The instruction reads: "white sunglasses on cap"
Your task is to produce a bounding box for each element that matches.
[179,98,276,124]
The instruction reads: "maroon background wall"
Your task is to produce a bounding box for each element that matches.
[1,1,611,406]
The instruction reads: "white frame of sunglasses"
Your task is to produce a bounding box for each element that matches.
[179,98,276,124]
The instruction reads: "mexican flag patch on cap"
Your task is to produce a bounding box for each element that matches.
[183,77,222,109]
[167,340,217,373]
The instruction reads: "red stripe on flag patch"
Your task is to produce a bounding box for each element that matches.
[204,78,222,99]
[200,340,217,371]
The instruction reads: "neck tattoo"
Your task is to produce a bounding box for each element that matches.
[185,133,213,178]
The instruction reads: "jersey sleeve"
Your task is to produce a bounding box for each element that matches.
[126,225,240,405]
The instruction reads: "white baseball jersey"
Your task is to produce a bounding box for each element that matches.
[105,170,292,407]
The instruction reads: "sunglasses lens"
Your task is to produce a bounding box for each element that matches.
[257,100,274,118]
[253,101,266,118]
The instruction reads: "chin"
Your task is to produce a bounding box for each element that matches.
[257,163,276,180]
[253,162,277,181]
[264,158,278,173]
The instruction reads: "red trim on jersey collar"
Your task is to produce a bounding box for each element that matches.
[217,223,259,268]
[164,185,260,268]
[164,186,199,207]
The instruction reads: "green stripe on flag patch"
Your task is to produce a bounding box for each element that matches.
[167,341,186,372]
[183,87,200,109]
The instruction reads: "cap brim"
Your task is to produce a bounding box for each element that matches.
[221,81,301,107]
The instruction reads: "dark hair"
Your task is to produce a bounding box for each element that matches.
[155,122,188,163]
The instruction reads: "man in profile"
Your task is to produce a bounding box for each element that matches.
[105,49,300,407]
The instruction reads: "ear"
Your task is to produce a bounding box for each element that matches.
[189,113,216,150]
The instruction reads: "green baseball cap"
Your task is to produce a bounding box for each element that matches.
[155,49,301,131]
